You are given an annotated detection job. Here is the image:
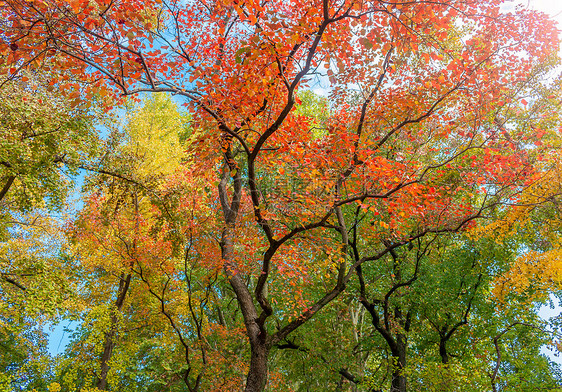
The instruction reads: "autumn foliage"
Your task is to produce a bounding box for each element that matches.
[1,0,562,391]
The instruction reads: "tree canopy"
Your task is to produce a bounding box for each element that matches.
[1,0,562,391]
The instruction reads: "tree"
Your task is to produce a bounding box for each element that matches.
[0,67,101,392]
[2,1,561,391]
[57,94,192,391]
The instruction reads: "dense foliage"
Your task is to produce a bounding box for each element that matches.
[1,0,562,391]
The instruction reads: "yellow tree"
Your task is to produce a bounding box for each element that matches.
[61,94,245,391]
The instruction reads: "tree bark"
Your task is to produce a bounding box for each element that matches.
[221,225,270,392]
[438,323,451,365]
[97,272,131,390]
[439,337,449,364]
[0,175,15,202]
[245,341,269,392]
[97,318,116,391]
[390,334,407,392]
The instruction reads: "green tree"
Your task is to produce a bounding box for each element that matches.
[0,68,101,392]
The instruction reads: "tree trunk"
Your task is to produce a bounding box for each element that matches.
[439,338,449,364]
[390,334,407,392]
[438,337,454,391]
[0,175,15,202]
[97,273,131,390]
[97,316,116,390]
[221,225,270,392]
[245,341,269,392]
